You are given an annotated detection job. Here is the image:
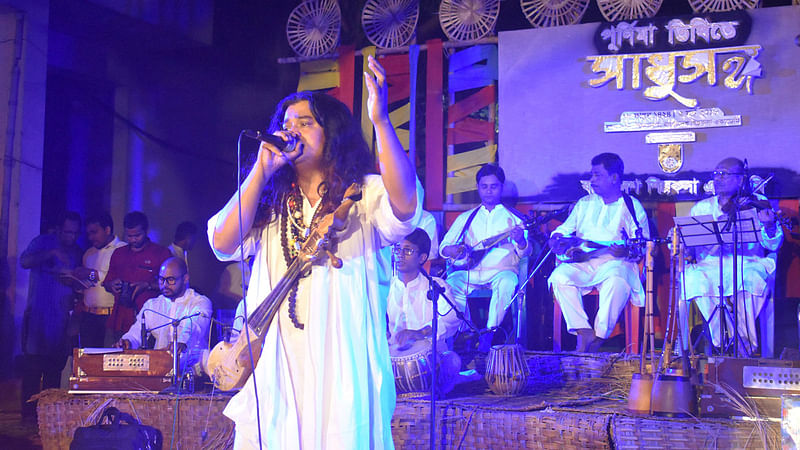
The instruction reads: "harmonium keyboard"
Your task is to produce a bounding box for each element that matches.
[69,348,173,393]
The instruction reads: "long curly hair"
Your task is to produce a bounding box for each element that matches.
[246,91,377,228]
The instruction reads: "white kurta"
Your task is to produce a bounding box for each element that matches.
[121,288,212,370]
[208,174,422,450]
[547,194,649,339]
[440,204,528,279]
[683,195,783,350]
[386,273,461,345]
[440,205,530,328]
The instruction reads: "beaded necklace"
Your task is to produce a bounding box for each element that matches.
[280,183,328,329]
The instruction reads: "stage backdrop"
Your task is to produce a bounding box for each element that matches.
[499,6,800,203]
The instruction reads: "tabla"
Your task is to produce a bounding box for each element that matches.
[389,338,433,395]
[485,344,529,396]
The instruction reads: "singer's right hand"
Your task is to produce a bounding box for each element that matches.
[116,339,131,350]
[256,131,303,176]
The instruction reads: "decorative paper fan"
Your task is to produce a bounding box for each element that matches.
[520,0,590,28]
[597,0,663,22]
[286,0,341,57]
[439,0,501,42]
[688,0,759,12]
[361,0,420,49]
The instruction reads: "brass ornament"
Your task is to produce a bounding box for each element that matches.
[658,143,683,173]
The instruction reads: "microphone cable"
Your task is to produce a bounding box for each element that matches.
[236,130,264,450]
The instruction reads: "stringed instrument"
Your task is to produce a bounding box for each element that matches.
[447,206,569,271]
[205,183,362,391]
[554,235,654,264]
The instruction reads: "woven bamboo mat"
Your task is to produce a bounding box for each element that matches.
[393,351,780,449]
[36,352,780,449]
[34,390,235,450]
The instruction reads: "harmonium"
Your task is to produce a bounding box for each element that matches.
[700,356,800,418]
[69,348,173,393]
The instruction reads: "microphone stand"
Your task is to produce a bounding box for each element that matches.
[145,310,202,394]
[731,196,742,357]
[708,219,731,357]
[418,266,444,450]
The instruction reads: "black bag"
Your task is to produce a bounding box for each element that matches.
[70,406,163,450]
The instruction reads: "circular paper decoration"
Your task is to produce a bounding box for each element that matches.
[596,0,663,22]
[361,0,420,49]
[439,0,501,42]
[520,0,591,28]
[286,0,342,57]
[688,0,759,12]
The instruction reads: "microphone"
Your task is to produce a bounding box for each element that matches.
[141,315,148,350]
[243,129,298,152]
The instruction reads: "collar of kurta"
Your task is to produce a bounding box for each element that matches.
[478,204,507,215]
[393,272,425,290]
[157,287,194,304]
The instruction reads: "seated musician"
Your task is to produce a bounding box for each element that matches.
[387,228,463,395]
[117,257,212,373]
[683,157,783,355]
[440,164,530,352]
[548,153,649,352]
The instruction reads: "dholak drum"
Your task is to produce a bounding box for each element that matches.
[485,344,529,396]
[389,338,433,395]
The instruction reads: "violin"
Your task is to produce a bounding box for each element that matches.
[721,194,792,230]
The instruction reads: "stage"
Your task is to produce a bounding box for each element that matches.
[35,351,779,449]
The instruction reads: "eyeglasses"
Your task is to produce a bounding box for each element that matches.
[392,246,417,257]
[158,275,184,286]
[712,170,744,178]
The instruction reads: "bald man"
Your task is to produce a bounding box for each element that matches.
[117,257,212,373]
[683,157,783,355]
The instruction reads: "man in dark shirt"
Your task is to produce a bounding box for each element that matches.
[19,212,82,421]
[104,211,171,341]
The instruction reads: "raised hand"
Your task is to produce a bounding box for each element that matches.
[363,55,390,126]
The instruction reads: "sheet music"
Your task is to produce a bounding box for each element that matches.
[673,208,761,248]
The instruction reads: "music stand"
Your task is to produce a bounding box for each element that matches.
[674,209,760,356]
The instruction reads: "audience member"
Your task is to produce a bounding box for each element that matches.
[19,212,82,421]
[104,211,171,341]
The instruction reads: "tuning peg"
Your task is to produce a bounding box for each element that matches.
[326,250,342,269]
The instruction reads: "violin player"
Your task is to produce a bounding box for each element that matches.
[683,157,783,356]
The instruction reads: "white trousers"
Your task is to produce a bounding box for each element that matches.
[447,270,518,329]
[549,262,633,339]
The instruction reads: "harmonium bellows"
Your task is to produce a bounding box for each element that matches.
[69,348,173,393]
